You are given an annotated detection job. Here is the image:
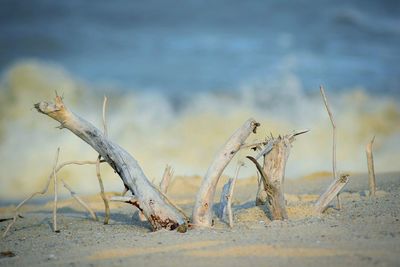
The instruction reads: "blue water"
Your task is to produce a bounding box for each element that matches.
[0,0,399,95]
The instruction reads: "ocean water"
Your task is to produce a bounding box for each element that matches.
[0,0,399,200]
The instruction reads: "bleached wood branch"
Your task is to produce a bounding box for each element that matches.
[320,86,341,209]
[315,174,350,213]
[192,118,259,227]
[218,161,243,227]
[366,136,376,196]
[35,96,187,230]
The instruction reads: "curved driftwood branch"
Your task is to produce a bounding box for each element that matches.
[34,96,187,231]
[192,118,259,227]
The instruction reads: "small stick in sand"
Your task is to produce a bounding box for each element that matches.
[2,156,105,238]
[218,161,243,227]
[320,86,341,210]
[160,164,174,194]
[96,96,110,224]
[315,174,350,213]
[61,179,98,221]
[366,136,376,196]
[53,148,60,232]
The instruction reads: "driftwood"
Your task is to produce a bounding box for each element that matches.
[366,136,376,196]
[160,165,174,194]
[218,162,243,227]
[35,96,187,231]
[315,174,350,213]
[2,151,102,237]
[248,131,308,220]
[96,96,110,224]
[192,118,259,227]
[320,86,341,209]
[61,179,98,221]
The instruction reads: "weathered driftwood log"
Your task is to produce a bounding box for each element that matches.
[192,118,259,227]
[249,131,308,220]
[366,136,376,197]
[35,96,187,231]
[315,174,350,213]
[218,162,242,227]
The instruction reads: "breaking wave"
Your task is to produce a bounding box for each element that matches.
[0,60,399,200]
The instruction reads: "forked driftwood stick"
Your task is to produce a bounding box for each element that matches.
[61,179,97,221]
[218,161,243,227]
[192,118,259,227]
[35,96,187,230]
[249,130,307,220]
[315,174,350,213]
[366,136,376,196]
[2,155,104,237]
[320,86,341,209]
[53,148,60,232]
[96,96,110,224]
[160,165,174,194]
[247,156,285,220]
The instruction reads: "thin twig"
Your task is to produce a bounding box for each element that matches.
[61,179,98,221]
[320,86,341,209]
[53,148,60,232]
[2,158,105,238]
[96,96,110,224]
[102,96,108,137]
[160,164,174,194]
[227,161,243,227]
[366,136,376,196]
[96,155,110,224]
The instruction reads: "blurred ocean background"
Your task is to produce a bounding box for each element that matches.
[0,0,399,200]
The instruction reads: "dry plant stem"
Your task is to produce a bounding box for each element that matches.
[320,86,341,210]
[96,96,111,224]
[61,179,97,221]
[192,118,259,227]
[2,158,104,238]
[53,148,60,232]
[96,156,110,224]
[219,162,242,227]
[366,136,376,196]
[160,165,174,194]
[315,174,350,213]
[35,96,187,230]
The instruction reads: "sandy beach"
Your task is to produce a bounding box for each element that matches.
[1,171,399,267]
